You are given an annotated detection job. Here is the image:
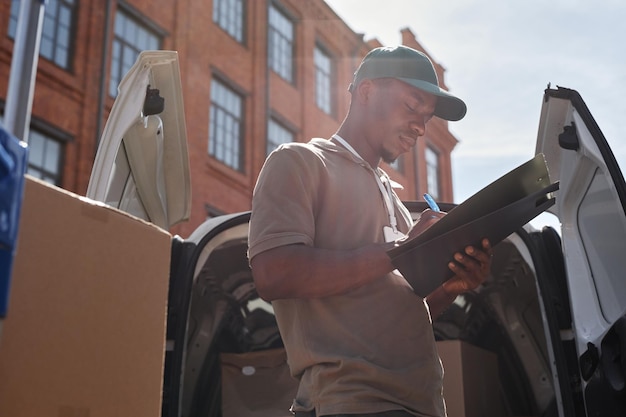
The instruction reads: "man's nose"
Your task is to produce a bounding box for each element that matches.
[409,117,427,137]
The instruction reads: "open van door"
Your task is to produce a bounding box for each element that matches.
[536,86,626,414]
[86,50,191,230]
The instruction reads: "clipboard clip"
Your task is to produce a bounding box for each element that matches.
[535,181,560,208]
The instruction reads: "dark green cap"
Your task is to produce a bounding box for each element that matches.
[349,45,467,121]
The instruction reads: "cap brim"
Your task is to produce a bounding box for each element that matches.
[397,78,467,121]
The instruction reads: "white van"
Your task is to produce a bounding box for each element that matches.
[90,51,626,417]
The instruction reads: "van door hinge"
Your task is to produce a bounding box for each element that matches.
[559,123,580,151]
[143,85,165,116]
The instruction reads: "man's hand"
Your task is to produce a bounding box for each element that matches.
[441,238,493,296]
[406,209,445,239]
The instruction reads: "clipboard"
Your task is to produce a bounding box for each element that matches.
[387,153,559,297]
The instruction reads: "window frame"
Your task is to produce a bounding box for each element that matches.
[109,4,163,97]
[8,0,78,70]
[267,3,295,83]
[0,108,70,187]
[266,117,295,157]
[27,118,72,186]
[212,0,246,43]
[314,43,334,115]
[425,145,441,199]
[208,77,246,172]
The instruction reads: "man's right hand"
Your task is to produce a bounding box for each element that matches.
[406,209,445,240]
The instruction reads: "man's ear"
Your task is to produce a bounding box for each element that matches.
[354,79,374,103]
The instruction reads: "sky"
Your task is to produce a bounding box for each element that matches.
[324,0,625,227]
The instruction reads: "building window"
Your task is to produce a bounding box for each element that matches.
[213,0,245,42]
[425,146,440,199]
[27,129,63,185]
[209,79,244,171]
[9,0,77,69]
[267,118,294,156]
[109,8,161,97]
[314,45,332,114]
[268,5,294,83]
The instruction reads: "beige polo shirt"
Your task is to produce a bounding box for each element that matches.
[248,138,445,417]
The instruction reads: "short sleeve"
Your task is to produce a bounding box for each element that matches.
[248,146,319,260]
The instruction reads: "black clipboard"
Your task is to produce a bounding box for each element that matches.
[387,153,559,297]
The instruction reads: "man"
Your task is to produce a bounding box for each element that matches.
[248,45,492,417]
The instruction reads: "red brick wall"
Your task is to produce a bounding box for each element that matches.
[0,0,459,237]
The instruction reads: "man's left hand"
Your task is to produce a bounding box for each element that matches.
[442,238,493,296]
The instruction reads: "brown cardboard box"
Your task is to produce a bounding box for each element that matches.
[221,348,298,417]
[437,340,504,417]
[0,176,172,416]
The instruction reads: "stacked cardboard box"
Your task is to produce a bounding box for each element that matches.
[437,340,504,417]
[0,176,172,416]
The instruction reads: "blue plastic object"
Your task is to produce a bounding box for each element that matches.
[0,125,28,318]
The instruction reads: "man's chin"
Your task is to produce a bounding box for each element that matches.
[381,151,400,165]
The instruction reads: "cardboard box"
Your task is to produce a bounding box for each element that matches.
[437,340,504,417]
[221,348,298,417]
[0,176,172,416]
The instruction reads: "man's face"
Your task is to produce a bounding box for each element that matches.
[364,78,437,164]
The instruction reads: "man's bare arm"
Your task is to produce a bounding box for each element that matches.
[250,242,396,301]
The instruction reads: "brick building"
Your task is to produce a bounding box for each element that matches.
[0,0,460,237]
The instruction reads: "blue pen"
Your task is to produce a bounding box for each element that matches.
[423,193,440,212]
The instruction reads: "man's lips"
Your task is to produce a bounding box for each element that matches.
[399,136,416,151]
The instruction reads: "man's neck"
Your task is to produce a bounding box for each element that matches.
[333,129,380,168]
